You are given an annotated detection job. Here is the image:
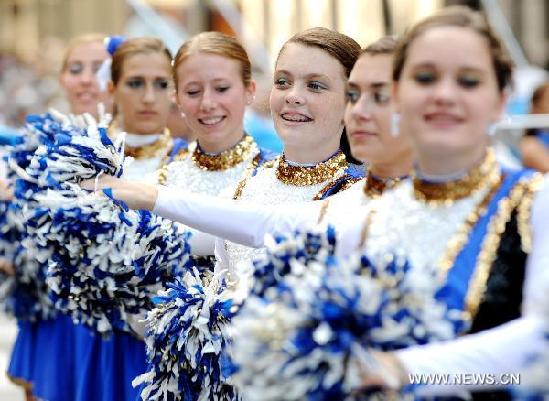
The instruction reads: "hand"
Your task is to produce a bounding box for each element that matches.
[0,178,13,201]
[0,258,15,276]
[80,175,158,211]
[359,351,408,390]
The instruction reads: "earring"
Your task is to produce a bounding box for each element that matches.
[390,113,400,137]
[487,123,497,136]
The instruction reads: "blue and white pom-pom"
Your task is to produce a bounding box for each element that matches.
[133,268,238,401]
[0,111,78,320]
[6,109,192,334]
[230,228,465,401]
[251,225,337,298]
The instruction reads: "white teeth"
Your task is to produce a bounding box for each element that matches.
[281,113,310,122]
[200,116,224,125]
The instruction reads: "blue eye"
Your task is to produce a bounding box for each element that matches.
[345,89,360,103]
[68,63,83,75]
[154,79,169,90]
[373,90,390,104]
[458,75,480,89]
[274,77,289,87]
[414,71,436,85]
[126,79,144,89]
[308,81,327,91]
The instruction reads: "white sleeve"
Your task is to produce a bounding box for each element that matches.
[394,176,549,396]
[187,229,217,256]
[153,186,322,248]
[396,317,545,396]
[522,175,549,316]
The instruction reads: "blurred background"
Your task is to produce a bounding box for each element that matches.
[0,1,548,397]
[0,0,547,126]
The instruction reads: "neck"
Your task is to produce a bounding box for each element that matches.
[284,143,341,165]
[416,145,487,180]
[197,129,245,155]
[369,154,413,180]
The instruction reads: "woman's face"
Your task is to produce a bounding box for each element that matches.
[344,53,411,164]
[111,51,173,135]
[394,26,506,160]
[175,52,254,152]
[59,41,111,117]
[270,43,347,154]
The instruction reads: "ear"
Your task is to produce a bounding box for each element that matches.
[107,80,115,96]
[246,80,257,105]
[494,89,509,120]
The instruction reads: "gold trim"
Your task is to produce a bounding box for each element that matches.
[6,372,33,390]
[157,147,189,185]
[414,149,498,205]
[359,210,376,249]
[363,170,406,199]
[313,175,361,201]
[232,153,266,200]
[275,151,347,187]
[516,173,544,253]
[465,178,530,319]
[436,172,502,275]
[192,135,256,171]
[316,200,330,224]
[125,129,172,159]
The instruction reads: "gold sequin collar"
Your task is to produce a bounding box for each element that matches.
[191,135,256,171]
[363,169,407,198]
[275,151,347,186]
[124,129,172,159]
[413,148,500,205]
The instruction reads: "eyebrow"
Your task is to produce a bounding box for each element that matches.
[411,62,486,73]
[274,69,331,81]
[347,81,390,89]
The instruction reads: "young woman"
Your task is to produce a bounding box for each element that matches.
[59,33,112,119]
[334,6,548,400]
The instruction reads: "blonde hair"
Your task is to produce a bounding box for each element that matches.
[61,33,106,73]
[173,32,252,90]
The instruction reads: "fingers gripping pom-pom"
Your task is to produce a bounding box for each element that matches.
[231,228,466,401]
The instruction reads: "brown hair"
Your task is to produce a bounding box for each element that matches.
[277,27,361,79]
[361,36,398,56]
[111,37,173,86]
[532,81,549,110]
[172,32,252,90]
[393,6,513,91]
[61,33,106,72]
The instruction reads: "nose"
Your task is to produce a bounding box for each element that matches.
[200,88,216,112]
[80,67,94,86]
[285,85,305,105]
[432,78,456,105]
[349,94,373,121]
[142,82,156,103]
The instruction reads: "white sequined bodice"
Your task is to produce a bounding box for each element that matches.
[363,180,491,276]
[163,151,257,196]
[221,165,346,297]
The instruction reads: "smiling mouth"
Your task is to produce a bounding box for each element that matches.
[351,130,377,138]
[425,113,463,125]
[199,116,226,126]
[281,113,313,123]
